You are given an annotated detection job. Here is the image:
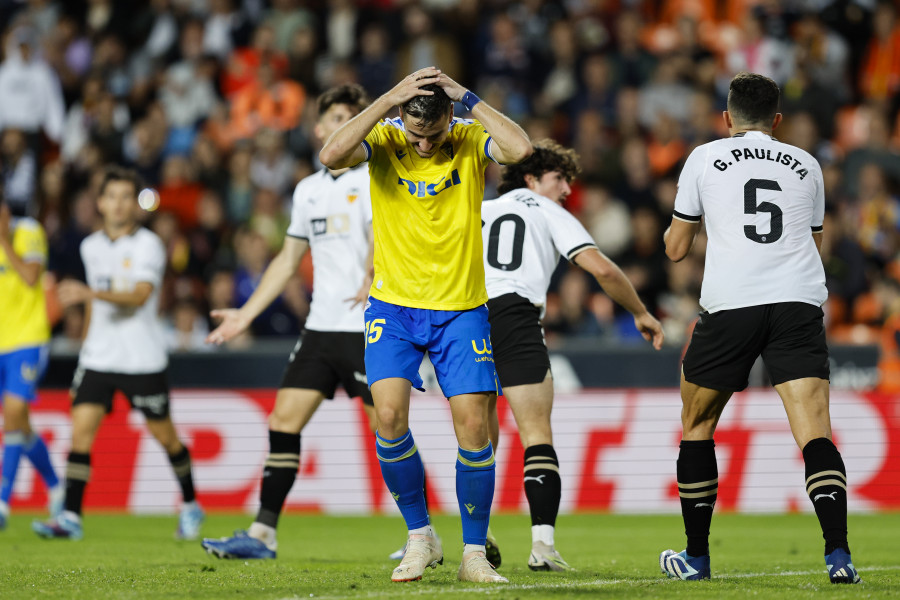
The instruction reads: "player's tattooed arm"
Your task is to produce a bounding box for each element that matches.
[320,67,442,169]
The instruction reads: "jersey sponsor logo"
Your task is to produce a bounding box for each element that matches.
[713,148,809,180]
[397,169,462,198]
[311,215,350,236]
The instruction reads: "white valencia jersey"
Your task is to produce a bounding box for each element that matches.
[78,228,167,374]
[286,165,372,332]
[674,130,827,313]
[482,189,597,307]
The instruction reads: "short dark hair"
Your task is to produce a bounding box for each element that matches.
[497,139,581,195]
[727,72,780,126]
[99,165,141,197]
[401,84,452,126]
[317,83,369,117]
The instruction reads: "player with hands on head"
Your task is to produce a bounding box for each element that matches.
[0,197,64,530]
[201,84,377,560]
[481,140,664,571]
[320,67,532,584]
[658,72,860,584]
[33,167,203,541]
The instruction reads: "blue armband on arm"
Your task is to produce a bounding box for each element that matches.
[461,90,481,112]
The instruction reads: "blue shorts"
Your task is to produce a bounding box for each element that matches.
[364,297,499,398]
[0,345,49,403]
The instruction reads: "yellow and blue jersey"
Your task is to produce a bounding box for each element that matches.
[0,217,50,353]
[363,117,497,310]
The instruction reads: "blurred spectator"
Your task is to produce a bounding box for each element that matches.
[222,23,287,98]
[157,155,205,229]
[615,136,657,209]
[854,164,900,264]
[286,23,321,96]
[724,12,794,86]
[859,0,900,103]
[637,57,693,129]
[263,0,315,53]
[0,25,65,144]
[203,0,250,60]
[164,299,212,352]
[571,53,617,126]
[61,75,130,163]
[396,5,462,82]
[249,128,295,195]
[617,206,668,316]
[357,23,394,98]
[793,12,850,104]
[224,144,254,223]
[247,187,288,255]
[544,268,604,338]
[610,10,656,88]
[185,190,230,278]
[0,128,37,216]
[48,189,97,281]
[579,183,632,259]
[842,109,900,198]
[230,60,305,140]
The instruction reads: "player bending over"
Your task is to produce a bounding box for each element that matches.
[482,140,664,571]
[320,67,532,583]
[33,167,203,541]
[659,72,860,584]
[0,197,63,529]
[200,84,378,560]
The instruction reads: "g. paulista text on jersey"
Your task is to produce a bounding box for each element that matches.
[713,148,809,180]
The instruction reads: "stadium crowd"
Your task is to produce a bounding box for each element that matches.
[1,0,899,352]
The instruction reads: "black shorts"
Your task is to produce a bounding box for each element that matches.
[280,330,373,405]
[487,293,551,387]
[682,302,830,392]
[71,367,171,420]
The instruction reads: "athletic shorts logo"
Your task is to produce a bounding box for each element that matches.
[353,371,367,384]
[814,492,837,502]
[472,339,493,363]
[132,393,168,414]
[20,363,38,382]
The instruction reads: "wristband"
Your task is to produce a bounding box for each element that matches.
[461,90,481,112]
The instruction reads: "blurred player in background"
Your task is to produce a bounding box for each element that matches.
[0,196,63,529]
[32,167,203,541]
[320,67,532,583]
[659,72,859,584]
[200,83,377,560]
[482,140,664,570]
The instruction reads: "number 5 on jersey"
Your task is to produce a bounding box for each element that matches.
[366,319,386,346]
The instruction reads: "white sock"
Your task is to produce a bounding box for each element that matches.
[409,524,434,537]
[463,543,486,555]
[0,500,9,517]
[62,510,81,524]
[248,522,277,548]
[532,524,555,546]
[182,500,199,510]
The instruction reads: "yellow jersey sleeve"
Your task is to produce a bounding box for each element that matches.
[365,118,493,310]
[0,219,49,352]
[13,221,48,265]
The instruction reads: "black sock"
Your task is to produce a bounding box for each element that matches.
[168,447,196,504]
[64,452,91,515]
[803,437,850,555]
[523,444,561,527]
[255,430,300,528]
[678,439,718,557]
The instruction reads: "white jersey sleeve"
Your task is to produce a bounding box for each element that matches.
[673,144,707,223]
[132,234,165,288]
[678,131,827,312]
[482,189,597,307]
[286,179,312,240]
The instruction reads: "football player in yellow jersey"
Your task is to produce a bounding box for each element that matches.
[320,67,532,584]
[0,199,63,529]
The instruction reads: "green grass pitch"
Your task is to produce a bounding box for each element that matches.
[1,512,897,599]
